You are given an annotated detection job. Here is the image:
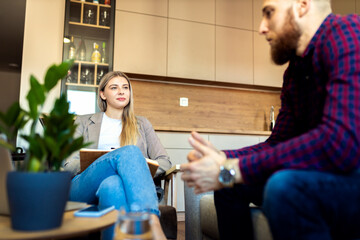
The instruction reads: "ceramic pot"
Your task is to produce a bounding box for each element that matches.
[6,171,72,231]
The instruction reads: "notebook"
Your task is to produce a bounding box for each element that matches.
[79,148,159,177]
[0,146,14,215]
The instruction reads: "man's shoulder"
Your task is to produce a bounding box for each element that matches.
[324,13,360,31]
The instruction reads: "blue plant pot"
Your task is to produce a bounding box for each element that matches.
[6,171,72,231]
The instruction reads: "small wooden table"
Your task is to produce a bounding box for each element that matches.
[0,210,118,240]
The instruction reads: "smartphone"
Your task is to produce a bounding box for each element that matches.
[74,205,115,217]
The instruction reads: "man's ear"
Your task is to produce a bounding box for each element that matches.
[295,0,311,18]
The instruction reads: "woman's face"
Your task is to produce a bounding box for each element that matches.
[100,76,130,111]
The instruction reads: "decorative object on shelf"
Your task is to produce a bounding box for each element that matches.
[93,0,99,3]
[97,68,106,85]
[68,36,76,59]
[101,42,106,63]
[0,60,89,231]
[104,0,110,5]
[66,69,73,83]
[270,106,275,131]
[91,42,101,63]
[84,6,95,24]
[100,8,110,26]
[77,38,86,61]
[81,67,93,85]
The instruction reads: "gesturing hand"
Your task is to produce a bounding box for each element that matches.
[181,131,227,194]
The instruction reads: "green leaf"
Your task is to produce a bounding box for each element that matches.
[4,102,21,125]
[28,157,42,172]
[26,75,45,118]
[0,139,15,152]
[44,59,74,91]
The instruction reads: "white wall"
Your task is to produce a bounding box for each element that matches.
[17,0,65,147]
[19,0,65,113]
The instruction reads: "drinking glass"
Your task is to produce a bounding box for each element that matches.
[117,206,152,239]
[84,7,95,24]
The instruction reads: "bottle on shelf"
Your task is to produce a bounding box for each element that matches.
[68,36,76,60]
[93,0,99,4]
[101,42,106,63]
[91,42,101,63]
[77,38,86,61]
[104,0,110,5]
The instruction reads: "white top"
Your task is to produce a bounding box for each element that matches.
[98,113,122,150]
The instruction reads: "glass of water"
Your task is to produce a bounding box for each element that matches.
[117,205,152,239]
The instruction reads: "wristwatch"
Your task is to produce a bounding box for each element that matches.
[218,160,236,187]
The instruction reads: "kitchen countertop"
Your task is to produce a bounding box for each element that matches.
[155,126,272,136]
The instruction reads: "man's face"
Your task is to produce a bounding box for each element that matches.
[259,0,301,65]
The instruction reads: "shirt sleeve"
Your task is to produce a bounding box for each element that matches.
[228,17,360,185]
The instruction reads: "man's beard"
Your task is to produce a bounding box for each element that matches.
[271,9,301,65]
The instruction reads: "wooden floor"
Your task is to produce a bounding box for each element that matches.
[176,221,185,240]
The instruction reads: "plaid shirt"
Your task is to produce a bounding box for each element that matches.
[224,14,360,185]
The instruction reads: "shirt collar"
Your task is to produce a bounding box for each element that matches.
[302,13,334,57]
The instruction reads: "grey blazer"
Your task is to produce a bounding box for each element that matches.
[63,112,171,177]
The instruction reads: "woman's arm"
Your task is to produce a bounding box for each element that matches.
[137,117,171,178]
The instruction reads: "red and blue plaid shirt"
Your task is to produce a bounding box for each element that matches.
[224,14,360,185]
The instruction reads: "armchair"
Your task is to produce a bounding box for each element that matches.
[158,164,181,239]
[184,184,272,240]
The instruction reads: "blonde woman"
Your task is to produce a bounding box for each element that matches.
[64,71,171,240]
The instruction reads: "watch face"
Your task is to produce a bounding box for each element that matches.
[219,169,233,183]
[219,167,235,186]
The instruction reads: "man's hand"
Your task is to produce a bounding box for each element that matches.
[181,131,227,194]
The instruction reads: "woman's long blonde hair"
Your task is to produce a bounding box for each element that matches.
[97,71,139,146]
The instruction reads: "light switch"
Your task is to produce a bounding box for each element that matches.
[180,97,188,107]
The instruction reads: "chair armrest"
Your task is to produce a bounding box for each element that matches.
[165,164,181,178]
[160,164,180,208]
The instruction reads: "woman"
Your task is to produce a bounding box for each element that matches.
[63,71,171,240]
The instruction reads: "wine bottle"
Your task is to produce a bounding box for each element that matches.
[270,106,275,131]
[101,42,106,63]
[91,42,101,63]
[77,38,86,61]
[68,36,76,59]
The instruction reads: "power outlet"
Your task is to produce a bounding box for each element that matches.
[180,97,188,107]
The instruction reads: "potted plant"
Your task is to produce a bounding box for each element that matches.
[0,60,89,231]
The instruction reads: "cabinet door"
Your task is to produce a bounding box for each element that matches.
[253,33,287,88]
[61,0,115,115]
[113,11,167,76]
[215,26,253,84]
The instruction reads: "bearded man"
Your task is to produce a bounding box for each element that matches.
[181,0,360,239]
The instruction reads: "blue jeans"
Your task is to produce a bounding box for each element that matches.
[214,170,360,240]
[69,145,159,240]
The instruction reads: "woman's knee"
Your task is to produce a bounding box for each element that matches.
[96,175,122,196]
[112,145,143,161]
